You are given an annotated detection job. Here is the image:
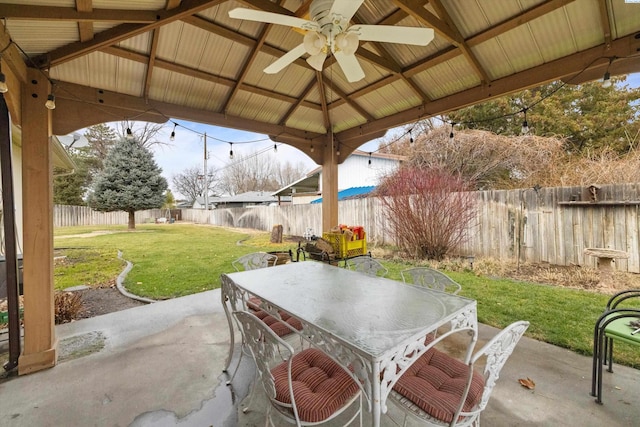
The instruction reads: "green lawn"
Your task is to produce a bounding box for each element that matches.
[53,223,640,368]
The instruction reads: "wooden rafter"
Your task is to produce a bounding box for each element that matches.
[143,29,160,100]
[278,78,317,126]
[428,0,490,83]
[0,4,158,23]
[466,0,577,47]
[76,0,93,42]
[337,32,640,144]
[222,15,273,113]
[32,0,225,68]
[181,15,309,69]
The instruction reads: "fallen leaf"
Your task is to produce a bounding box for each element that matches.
[518,377,536,390]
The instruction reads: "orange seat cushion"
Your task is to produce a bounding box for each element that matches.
[271,348,359,423]
[393,348,485,423]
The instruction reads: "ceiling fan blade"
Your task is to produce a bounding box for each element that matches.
[353,25,435,46]
[334,51,365,83]
[307,52,328,71]
[229,8,318,31]
[264,44,308,74]
[330,0,365,21]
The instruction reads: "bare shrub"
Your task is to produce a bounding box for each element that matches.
[377,167,476,260]
[54,291,84,324]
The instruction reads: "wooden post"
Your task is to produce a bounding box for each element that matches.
[19,68,57,374]
[321,136,338,233]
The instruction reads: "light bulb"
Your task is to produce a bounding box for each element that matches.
[310,144,314,153]
[602,71,612,88]
[0,72,7,94]
[170,131,175,141]
[521,121,529,135]
[229,143,234,159]
[126,127,133,140]
[449,131,454,140]
[45,94,56,110]
[274,144,277,152]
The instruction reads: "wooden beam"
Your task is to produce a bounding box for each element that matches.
[76,0,93,42]
[181,15,309,68]
[337,33,640,144]
[466,0,577,47]
[0,4,159,23]
[19,68,57,375]
[392,0,461,43]
[237,0,295,15]
[52,81,321,143]
[0,23,27,124]
[321,135,338,232]
[278,78,317,126]
[222,18,272,113]
[143,29,160,100]
[428,0,490,83]
[317,72,330,132]
[597,0,612,49]
[32,0,225,68]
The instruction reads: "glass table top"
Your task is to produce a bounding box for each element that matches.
[226,261,475,358]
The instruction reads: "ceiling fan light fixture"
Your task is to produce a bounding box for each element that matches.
[334,32,358,55]
[303,32,326,56]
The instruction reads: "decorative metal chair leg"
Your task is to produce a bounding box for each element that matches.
[242,371,259,413]
[225,346,244,386]
[607,337,614,373]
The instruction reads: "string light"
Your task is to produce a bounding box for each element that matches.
[310,144,314,153]
[170,123,176,141]
[521,108,529,135]
[336,144,340,156]
[409,130,414,143]
[449,122,455,140]
[274,143,277,152]
[368,152,372,166]
[229,142,234,159]
[45,94,55,110]
[125,127,133,140]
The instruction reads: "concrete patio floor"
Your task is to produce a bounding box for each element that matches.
[1,288,639,426]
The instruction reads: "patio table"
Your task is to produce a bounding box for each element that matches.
[222,261,477,427]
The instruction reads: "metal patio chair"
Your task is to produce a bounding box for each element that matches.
[346,255,388,277]
[389,321,529,427]
[401,267,462,294]
[232,252,278,272]
[232,310,362,426]
[592,289,640,404]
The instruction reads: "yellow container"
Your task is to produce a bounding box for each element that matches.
[322,232,367,259]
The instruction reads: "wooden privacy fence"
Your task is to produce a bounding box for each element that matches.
[54,205,164,227]
[181,182,640,273]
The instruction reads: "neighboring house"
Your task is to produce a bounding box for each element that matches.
[273,150,405,205]
[205,191,291,209]
[192,196,215,210]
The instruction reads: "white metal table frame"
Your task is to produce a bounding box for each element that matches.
[221,262,477,427]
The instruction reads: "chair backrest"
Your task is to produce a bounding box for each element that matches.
[466,321,530,417]
[232,252,278,272]
[401,267,462,294]
[232,310,293,403]
[606,289,640,311]
[347,256,388,277]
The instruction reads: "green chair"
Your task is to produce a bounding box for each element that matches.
[591,289,640,404]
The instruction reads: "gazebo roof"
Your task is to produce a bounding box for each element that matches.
[1,0,639,162]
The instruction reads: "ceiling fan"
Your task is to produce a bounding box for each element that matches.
[229,0,435,83]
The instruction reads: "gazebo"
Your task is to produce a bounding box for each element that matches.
[0,0,639,375]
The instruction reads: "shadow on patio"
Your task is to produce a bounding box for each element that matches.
[1,289,639,426]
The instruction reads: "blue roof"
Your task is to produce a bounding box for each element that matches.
[310,186,376,204]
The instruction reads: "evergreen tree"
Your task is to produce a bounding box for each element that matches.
[89,138,168,230]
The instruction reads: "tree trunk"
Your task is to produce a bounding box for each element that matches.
[128,210,136,230]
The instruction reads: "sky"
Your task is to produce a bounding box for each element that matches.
[102,72,640,198]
